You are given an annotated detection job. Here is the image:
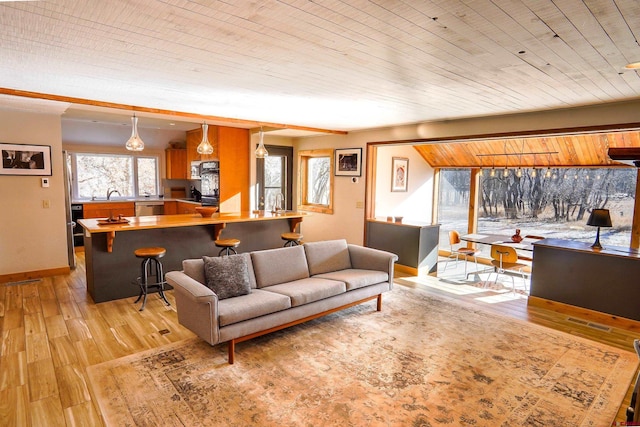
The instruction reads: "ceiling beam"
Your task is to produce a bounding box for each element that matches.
[0,87,348,136]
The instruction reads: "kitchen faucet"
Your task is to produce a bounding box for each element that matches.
[107,188,120,200]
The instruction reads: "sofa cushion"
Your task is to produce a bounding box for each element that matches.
[202,255,252,300]
[304,239,352,276]
[313,269,389,291]
[183,253,257,289]
[251,245,309,288]
[218,289,292,327]
[261,277,346,307]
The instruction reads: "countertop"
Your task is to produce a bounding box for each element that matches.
[74,197,200,204]
[77,211,307,234]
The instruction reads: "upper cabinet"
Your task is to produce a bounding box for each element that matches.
[185,124,249,213]
[186,125,219,169]
[165,148,187,179]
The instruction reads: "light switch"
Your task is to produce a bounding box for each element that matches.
[41,177,49,187]
[356,201,364,209]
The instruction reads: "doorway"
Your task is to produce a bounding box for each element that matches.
[256,146,293,211]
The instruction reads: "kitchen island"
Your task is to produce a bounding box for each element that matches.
[78,211,305,303]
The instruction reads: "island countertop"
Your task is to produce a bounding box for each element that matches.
[78,211,306,234]
[80,211,308,303]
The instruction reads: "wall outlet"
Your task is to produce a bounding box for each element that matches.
[355,201,364,209]
[42,200,50,208]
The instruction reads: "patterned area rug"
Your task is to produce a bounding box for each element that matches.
[87,286,638,426]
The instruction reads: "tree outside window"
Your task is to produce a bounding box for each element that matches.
[298,149,333,214]
[71,153,159,199]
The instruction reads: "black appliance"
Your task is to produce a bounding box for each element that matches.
[200,161,219,207]
[71,204,84,247]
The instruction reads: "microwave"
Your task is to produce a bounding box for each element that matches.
[200,161,219,174]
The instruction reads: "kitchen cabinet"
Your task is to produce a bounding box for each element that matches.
[83,202,135,219]
[186,125,219,175]
[165,148,187,179]
[218,126,250,212]
[176,201,199,214]
[163,201,178,215]
[186,124,249,213]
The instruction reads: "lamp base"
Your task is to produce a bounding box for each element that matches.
[591,227,602,250]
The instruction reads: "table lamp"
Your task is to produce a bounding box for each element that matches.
[586,209,612,249]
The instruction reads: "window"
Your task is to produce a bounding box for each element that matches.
[70,152,159,199]
[256,146,293,211]
[298,149,334,214]
[476,167,635,247]
[437,169,471,247]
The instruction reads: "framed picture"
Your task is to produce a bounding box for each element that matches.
[335,148,362,176]
[1,143,52,176]
[391,157,408,192]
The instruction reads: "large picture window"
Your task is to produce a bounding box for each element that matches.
[298,149,334,214]
[476,167,635,247]
[70,152,159,200]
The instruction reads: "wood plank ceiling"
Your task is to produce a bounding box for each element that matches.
[414,130,640,168]
[0,1,639,131]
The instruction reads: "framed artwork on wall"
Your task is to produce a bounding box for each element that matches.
[334,148,362,176]
[0,143,52,176]
[391,157,408,192]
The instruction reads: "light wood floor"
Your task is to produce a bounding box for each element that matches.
[1,251,638,425]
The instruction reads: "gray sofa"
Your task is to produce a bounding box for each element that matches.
[165,239,398,363]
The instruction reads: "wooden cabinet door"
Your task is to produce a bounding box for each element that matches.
[84,202,135,218]
[163,201,178,215]
[218,126,249,212]
[165,149,187,179]
[176,201,199,214]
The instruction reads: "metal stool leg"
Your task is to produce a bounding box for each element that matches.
[155,258,170,306]
[139,257,151,311]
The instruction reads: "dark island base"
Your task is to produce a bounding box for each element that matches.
[85,219,293,303]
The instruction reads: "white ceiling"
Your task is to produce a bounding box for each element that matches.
[1,0,640,135]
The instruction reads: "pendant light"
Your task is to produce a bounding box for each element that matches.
[125,113,144,151]
[197,122,214,155]
[255,128,269,158]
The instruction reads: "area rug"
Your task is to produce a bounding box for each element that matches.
[87,285,638,426]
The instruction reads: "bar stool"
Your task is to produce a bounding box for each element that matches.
[215,238,240,256]
[133,246,170,311]
[281,232,303,247]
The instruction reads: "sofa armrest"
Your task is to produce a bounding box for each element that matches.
[348,244,398,287]
[166,271,220,345]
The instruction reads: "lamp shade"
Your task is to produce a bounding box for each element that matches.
[586,209,612,228]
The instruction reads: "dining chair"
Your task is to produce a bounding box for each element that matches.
[488,244,531,293]
[442,230,479,277]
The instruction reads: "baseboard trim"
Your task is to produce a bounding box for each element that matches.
[0,266,71,285]
[527,295,640,332]
[394,263,437,277]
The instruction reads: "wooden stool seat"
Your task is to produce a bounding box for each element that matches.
[133,246,170,311]
[215,238,241,256]
[281,232,303,247]
[134,247,166,258]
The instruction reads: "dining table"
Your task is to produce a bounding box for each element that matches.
[460,233,538,252]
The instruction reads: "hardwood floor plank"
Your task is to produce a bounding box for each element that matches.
[41,298,61,318]
[3,308,24,330]
[55,364,91,408]
[30,394,66,427]
[1,326,25,356]
[0,351,27,390]
[27,358,58,401]
[66,318,93,342]
[50,335,80,368]
[25,332,51,363]
[24,311,46,335]
[73,339,104,368]
[45,314,70,339]
[22,295,41,315]
[0,384,30,427]
[64,400,104,427]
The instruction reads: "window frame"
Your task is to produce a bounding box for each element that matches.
[69,151,160,200]
[297,149,334,214]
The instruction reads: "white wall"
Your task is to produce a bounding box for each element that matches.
[375,145,434,223]
[0,111,68,276]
